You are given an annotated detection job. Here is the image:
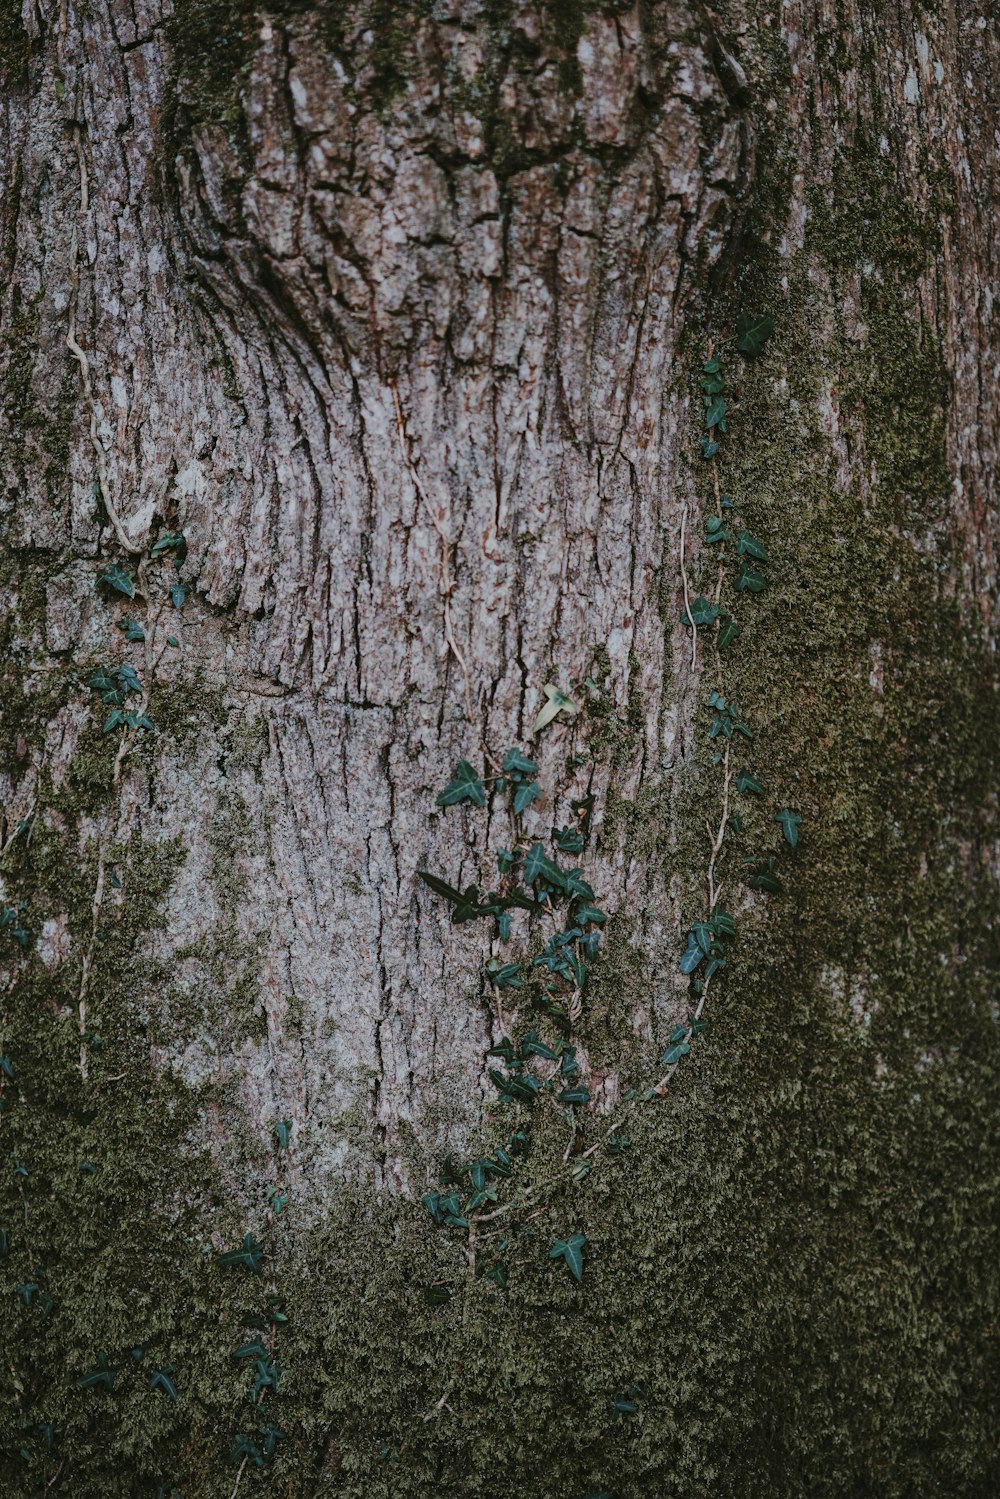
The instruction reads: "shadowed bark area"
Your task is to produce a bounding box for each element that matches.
[0,1,997,1495]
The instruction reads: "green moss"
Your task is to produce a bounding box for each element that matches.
[3,14,998,1497]
[0,0,29,82]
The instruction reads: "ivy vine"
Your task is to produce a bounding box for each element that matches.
[412,313,799,1447]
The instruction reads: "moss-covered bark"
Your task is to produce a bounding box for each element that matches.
[1,0,997,1494]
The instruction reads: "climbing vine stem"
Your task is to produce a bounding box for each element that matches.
[411,314,799,1384]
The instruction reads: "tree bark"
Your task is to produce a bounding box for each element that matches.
[1,1,997,1495]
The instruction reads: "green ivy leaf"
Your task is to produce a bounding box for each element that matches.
[735,313,775,356]
[436,760,486,808]
[98,565,134,599]
[485,961,523,990]
[662,1042,691,1066]
[736,773,764,796]
[717,618,741,651]
[148,1370,178,1400]
[273,1119,292,1149]
[523,843,565,889]
[736,564,766,594]
[549,1232,587,1283]
[151,532,185,558]
[553,825,585,854]
[746,855,784,894]
[679,937,703,975]
[78,1352,116,1391]
[501,748,539,777]
[116,616,145,641]
[705,396,728,430]
[233,1339,268,1361]
[775,808,802,847]
[681,595,721,629]
[217,1234,265,1273]
[557,1085,591,1106]
[736,530,769,563]
[417,870,465,905]
[513,781,541,815]
[519,1031,557,1061]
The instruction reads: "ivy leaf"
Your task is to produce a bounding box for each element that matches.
[98,565,134,599]
[705,396,728,430]
[452,885,487,923]
[485,961,523,990]
[501,748,539,777]
[746,856,784,894]
[513,781,541,815]
[266,1185,288,1214]
[78,1352,116,1391]
[735,313,775,356]
[217,1234,265,1273]
[681,595,721,629]
[0,1055,12,1081]
[116,663,142,695]
[436,760,486,808]
[557,1085,591,1106]
[662,1042,691,1066]
[736,530,769,563]
[417,871,465,905]
[519,1031,557,1061]
[273,1119,292,1149]
[533,683,579,735]
[170,582,187,609]
[167,634,180,648]
[523,843,565,889]
[736,773,764,796]
[549,1233,587,1283]
[150,531,185,558]
[553,825,585,854]
[700,436,719,459]
[775,808,802,848]
[703,355,722,374]
[717,618,741,651]
[736,564,766,594]
[148,1369,178,1400]
[233,1339,268,1361]
[679,937,703,975]
[116,616,145,642]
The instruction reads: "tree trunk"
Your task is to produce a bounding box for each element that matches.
[1,0,997,1493]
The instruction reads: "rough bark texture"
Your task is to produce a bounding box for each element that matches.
[0,1,997,1495]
